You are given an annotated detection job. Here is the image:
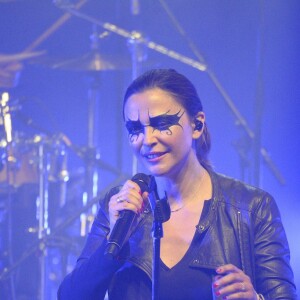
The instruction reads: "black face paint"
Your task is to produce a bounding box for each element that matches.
[125,109,185,142]
[149,109,184,133]
[125,119,144,137]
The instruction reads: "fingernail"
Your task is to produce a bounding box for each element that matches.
[216,291,221,296]
[213,283,219,288]
[216,267,223,273]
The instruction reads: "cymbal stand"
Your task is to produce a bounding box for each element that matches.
[80,26,102,236]
[127,31,148,175]
[36,139,52,300]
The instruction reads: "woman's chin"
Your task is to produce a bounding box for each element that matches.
[144,165,167,177]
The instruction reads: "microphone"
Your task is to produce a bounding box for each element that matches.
[104,173,150,258]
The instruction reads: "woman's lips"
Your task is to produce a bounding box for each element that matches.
[143,151,167,162]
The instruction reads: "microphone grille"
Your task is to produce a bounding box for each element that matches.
[132,173,150,193]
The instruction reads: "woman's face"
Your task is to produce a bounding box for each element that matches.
[124,88,203,178]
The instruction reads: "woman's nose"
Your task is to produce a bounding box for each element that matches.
[142,126,156,145]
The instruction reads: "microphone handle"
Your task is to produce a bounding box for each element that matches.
[104,173,150,258]
[104,210,136,258]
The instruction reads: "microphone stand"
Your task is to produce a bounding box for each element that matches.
[148,177,170,300]
[152,218,163,300]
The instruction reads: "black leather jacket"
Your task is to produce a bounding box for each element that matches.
[58,172,297,299]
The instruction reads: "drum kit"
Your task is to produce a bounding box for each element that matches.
[0,24,136,300]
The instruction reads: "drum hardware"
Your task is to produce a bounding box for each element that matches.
[1,92,13,144]
[33,133,72,300]
[49,26,131,239]
[49,47,129,72]
[31,27,129,72]
[28,137,54,300]
[0,1,89,298]
[0,127,71,300]
[0,133,71,188]
[127,30,149,175]
[1,8,147,299]
[0,91,17,300]
[0,51,45,64]
[0,174,126,280]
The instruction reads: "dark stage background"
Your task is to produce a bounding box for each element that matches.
[0,1,299,299]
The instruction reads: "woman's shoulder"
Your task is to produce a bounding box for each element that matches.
[211,171,276,211]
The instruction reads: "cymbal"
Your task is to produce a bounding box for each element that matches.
[50,50,129,71]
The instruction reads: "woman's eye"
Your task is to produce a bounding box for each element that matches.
[126,123,143,135]
[154,121,171,130]
[131,127,143,134]
[158,125,169,130]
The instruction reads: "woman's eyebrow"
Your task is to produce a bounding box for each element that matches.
[149,109,184,123]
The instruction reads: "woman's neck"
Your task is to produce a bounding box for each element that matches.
[156,162,212,207]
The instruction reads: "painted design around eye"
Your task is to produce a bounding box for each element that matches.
[125,119,143,143]
[149,109,184,134]
[125,109,185,142]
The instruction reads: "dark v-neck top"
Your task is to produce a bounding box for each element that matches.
[159,199,214,300]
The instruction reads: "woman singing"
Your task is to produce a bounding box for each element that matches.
[58,69,297,299]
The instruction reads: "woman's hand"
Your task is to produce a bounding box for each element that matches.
[213,264,259,300]
[108,179,148,232]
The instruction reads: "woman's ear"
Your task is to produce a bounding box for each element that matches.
[194,119,203,131]
[192,112,205,138]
